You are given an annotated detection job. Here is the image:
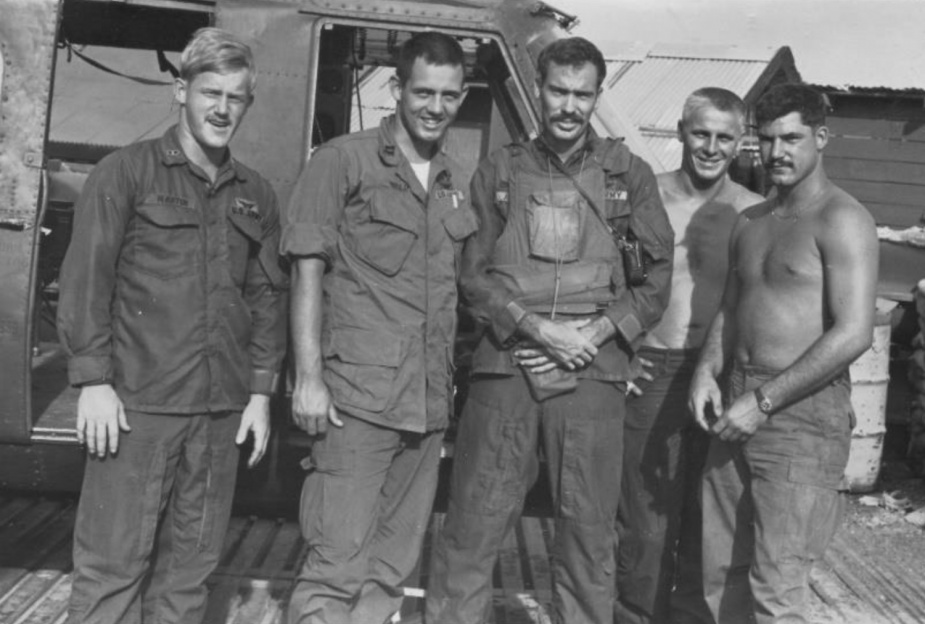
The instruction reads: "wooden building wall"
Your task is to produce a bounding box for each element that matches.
[825,94,925,228]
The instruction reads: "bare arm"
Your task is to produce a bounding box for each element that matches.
[713,201,878,442]
[689,214,744,430]
[290,257,342,435]
[282,147,350,435]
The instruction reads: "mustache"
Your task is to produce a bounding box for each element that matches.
[551,113,584,124]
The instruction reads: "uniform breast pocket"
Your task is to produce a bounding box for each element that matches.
[442,205,478,256]
[129,204,202,280]
[352,191,420,276]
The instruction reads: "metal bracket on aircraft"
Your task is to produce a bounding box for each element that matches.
[22,152,43,169]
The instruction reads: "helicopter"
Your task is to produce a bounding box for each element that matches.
[0,0,666,510]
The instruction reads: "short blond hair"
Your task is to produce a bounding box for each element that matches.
[180,27,256,93]
[681,87,746,133]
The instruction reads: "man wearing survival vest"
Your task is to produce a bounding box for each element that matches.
[425,37,674,624]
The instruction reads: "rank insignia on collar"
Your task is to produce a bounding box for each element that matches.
[605,188,628,201]
[495,190,509,203]
[166,149,182,157]
[232,197,260,220]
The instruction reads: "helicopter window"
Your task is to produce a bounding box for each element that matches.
[312,24,523,187]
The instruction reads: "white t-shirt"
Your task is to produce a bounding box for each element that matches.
[410,161,431,190]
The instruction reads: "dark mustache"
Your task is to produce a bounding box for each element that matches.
[551,113,584,124]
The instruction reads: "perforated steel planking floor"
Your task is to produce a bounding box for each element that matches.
[0,494,922,624]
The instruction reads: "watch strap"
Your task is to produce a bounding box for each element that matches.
[754,387,773,414]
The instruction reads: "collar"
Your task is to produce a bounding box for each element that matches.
[159,125,246,182]
[377,114,448,169]
[533,128,630,175]
[534,128,597,165]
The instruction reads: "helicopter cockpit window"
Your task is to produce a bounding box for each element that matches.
[312,24,527,185]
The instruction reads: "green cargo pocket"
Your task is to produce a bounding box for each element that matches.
[788,458,845,490]
[324,328,402,413]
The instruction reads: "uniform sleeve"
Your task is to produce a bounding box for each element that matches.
[56,154,133,386]
[280,145,349,263]
[458,153,523,345]
[600,156,674,345]
[246,187,289,395]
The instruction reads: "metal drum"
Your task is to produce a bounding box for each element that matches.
[844,299,897,493]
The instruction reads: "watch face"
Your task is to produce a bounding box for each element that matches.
[755,389,772,413]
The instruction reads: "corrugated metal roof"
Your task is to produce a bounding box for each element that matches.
[598,44,787,171]
[638,132,682,176]
[811,84,925,97]
[606,58,770,132]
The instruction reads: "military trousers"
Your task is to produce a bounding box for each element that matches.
[426,375,624,624]
[702,363,852,624]
[67,410,242,624]
[288,414,444,624]
[615,347,712,624]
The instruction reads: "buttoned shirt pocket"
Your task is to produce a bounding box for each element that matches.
[228,212,262,288]
[443,205,478,241]
[352,190,420,276]
[324,328,403,414]
[129,204,201,280]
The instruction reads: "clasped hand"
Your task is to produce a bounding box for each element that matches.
[514,317,597,372]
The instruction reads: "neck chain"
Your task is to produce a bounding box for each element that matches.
[771,185,828,221]
[770,202,801,221]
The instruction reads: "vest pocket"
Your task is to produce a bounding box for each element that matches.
[526,190,581,262]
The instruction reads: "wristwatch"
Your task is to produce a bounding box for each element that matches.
[754,387,773,415]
